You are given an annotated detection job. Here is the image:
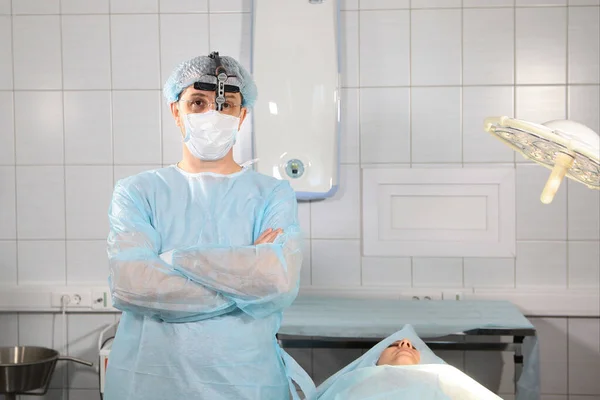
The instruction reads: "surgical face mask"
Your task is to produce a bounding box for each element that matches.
[182,110,240,161]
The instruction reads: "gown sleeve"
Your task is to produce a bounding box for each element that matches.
[107,180,236,322]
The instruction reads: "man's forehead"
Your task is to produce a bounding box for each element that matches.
[181,87,241,99]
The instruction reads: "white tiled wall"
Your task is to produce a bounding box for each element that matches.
[0,0,599,399]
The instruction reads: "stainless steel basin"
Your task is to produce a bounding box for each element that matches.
[0,346,93,399]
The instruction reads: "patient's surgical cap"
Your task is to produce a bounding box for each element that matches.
[163,54,258,107]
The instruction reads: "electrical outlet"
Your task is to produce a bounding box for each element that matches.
[409,295,435,301]
[51,290,92,308]
[91,291,114,310]
[442,291,465,301]
[399,291,442,301]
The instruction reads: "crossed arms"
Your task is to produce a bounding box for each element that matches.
[107,180,302,322]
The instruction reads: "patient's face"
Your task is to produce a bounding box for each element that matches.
[376,339,421,366]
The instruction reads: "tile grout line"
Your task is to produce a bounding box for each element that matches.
[306,0,314,289]
[460,0,464,168]
[566,316,570,396]
[3,237,596,243]
[513,1,518,289]
[2,82,600,92]
[157,0,164,168]
[309,212,313,286]
[59,0,68,289]
[58,2,71,395]
[207,0,212,50]
[9,0,18,286]
[408,1,413,168]
[108,1,115,192]
[408,0,414,287]
[357,1,363,286]
[565,4,571,290]
[306,0,316,353]
[6,160,600,167]
[7,4,599,17]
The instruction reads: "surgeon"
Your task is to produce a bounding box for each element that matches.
[103,52,314,400]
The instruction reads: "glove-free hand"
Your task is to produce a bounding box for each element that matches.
[254,228,283,245]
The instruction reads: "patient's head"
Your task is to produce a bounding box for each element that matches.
[376,338,421,366]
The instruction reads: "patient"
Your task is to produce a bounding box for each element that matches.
[376,339,421,366]
[316,325,502,400]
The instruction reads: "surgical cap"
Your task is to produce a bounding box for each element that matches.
[163,54,258,108]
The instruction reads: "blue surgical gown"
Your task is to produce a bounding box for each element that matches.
[104,165,309,400]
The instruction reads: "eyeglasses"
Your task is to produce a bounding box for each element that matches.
[179,98,242,116]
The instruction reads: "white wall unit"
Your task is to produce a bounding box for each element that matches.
[363,167,516,258]
[252,0,340,200]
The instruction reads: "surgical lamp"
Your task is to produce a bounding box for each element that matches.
[484,117,600,204]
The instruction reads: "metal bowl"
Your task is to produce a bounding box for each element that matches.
[0,346,93,398]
